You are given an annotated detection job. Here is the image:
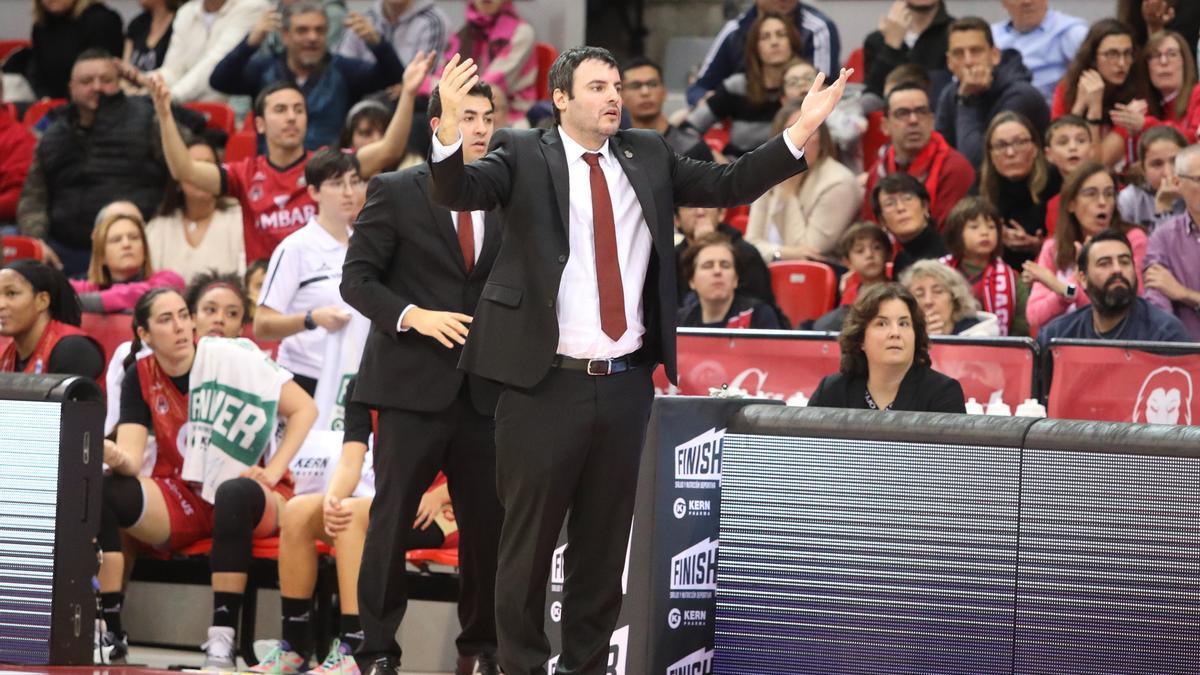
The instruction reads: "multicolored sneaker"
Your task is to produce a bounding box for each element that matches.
[249,640,308,674]
[308,640,359,675]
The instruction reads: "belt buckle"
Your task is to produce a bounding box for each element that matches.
[586,358,613,376]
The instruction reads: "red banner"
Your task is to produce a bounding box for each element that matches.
[654,332,1037,409]
[1049,345,1200,424]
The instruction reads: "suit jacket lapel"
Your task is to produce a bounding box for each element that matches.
[540,129,571,238]
[610,134,661,247]
[417,169,468,275]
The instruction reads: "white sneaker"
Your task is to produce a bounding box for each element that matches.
[201,626,237,671]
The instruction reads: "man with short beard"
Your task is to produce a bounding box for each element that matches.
[1037,230,1188,348]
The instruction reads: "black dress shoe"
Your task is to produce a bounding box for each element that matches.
[456,653,502,675]
[364,654,400,675]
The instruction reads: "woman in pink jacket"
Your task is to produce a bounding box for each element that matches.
[71,210,184,313]
[443,0,537,126]
[1021,162,1147,332]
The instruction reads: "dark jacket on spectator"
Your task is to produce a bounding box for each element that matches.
[1036,297,1191,349]
[676,292,782,330]
[0,106,35,223]
[210,37,404,150]
[863,2,954,100]
[17,93,204,250]
[11,3,124,100]
[809,364,966,412]
[995,169,1061,268]
[893,225,948,278]
[935,49,1050,167]
[687,2,840,106]
[675,221,775,308]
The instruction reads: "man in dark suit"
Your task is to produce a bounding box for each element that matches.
[429,47,850,675]
[340,82,504,675]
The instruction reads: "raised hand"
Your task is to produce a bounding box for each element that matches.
[147,73,172,117]
[433,53,479,145]
[401,50,437,97]
[344,12,380,46]
[879,0,911,49]
[786,67,853,149]
[248,10,281,48]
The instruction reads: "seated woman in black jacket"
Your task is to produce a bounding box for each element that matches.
[677,232,783,330]
[809,282,965,412]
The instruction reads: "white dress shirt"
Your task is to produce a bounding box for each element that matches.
[396,210,485,332]
[431,126,806,358]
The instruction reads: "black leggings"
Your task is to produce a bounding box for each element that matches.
[211,477,267,573]
[99,474,143,553]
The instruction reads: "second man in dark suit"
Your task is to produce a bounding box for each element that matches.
[340,83,503,675]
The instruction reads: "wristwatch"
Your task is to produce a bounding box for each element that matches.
[772,250,783,262]
[1063,283,1077,300]
[304,310,317,330]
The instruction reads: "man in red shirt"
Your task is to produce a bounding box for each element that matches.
[863,82,975,229]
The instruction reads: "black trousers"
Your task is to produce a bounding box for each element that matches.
[493,366,654,675]
[357,382,502,660]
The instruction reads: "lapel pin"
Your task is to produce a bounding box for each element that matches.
[624,149,633,159]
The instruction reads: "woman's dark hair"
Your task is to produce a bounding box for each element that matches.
[838,282,930,377]
[158,138,234,216]
[304,148,362,188]
[1054,161,1134,271]
[339,101,390,149]
[744,11,803,106]
[680,232,738,283]
[1061,18,1145,116]
[123,287,186,370]
[2,259,83,327]
[943,196,1003,260]
[870,172,931,221]
[185,270,251,326]
[979,110,1049,207]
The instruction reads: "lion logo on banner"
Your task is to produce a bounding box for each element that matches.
[1132,366,1193,425]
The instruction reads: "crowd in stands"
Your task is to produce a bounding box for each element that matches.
[1,0,1200,671]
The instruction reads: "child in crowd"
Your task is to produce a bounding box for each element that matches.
[1117,125,1187,232]
[244,259,269,323]
[1042,115,1096,235]
[940,198,1030,336]
[811,222,891,331]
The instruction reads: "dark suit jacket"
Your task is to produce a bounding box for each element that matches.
[808,364,966,413]
[429,126,806,388]
[341,164,502,415]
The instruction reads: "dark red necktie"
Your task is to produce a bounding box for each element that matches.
[456,210,475,274]
[581,152,626,341]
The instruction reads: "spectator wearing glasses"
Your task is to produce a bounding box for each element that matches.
[991,0,1088,104]
[621,57,713,162]
[870,172,948,278]
[1051,19,1147,169]
[934,16,1049,168]
[1142,142,1200,340]
[979,111,1059,267]
[862,0,954,101]
[864,82,974,228]
[1022,162,1147,331]
[1037,229,1188,347]
[1140,30,1198,140]
[1118,126,1187,232]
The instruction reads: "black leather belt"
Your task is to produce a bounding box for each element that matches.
[552,352,645,376]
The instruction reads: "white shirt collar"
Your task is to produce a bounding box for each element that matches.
[305,217,351,252]
[557,125,610,165]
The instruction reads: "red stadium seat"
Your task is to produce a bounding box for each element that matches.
[534,42,558,100]
[2,235,42,262]
[0,39,29,63]
[862,110,889,173]
[242,111,257,132]
[769,260,837,326]
[845,47,864,84]
[178,536,282,559]
[22,98,66,128]
[728,212,749,234]
[225,130,258,162]
[406,547,459,572]
[186,101,237,136]
[703,122,730,154]
[80,313,135,364]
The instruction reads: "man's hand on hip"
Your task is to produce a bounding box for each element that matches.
[433,53,479,147]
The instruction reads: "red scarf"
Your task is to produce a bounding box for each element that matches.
[877,131,951,214]
[139,355,189,479]
[0,320,91,374]
[943,255,1017,336]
